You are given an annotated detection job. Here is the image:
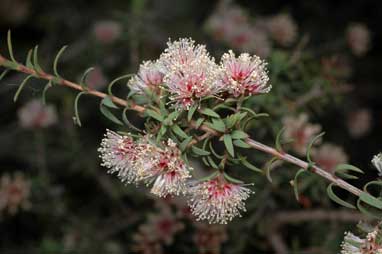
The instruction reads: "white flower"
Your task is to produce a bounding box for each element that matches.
[372,153,382,176]
[128,60,165,94]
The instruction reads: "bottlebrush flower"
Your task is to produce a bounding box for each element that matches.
[282,114,322,156]
[135,138,192,197]
[159,38,223,109]
[347,108,372,139]
[266,14,298,46]
[311,143,348,173]
[347,23,371,57]
[188,178,253,224]
[341,227,382,254]
[128,60,165,94]
[18,99,58,129]
[93,20,122,44]
[372,153,382,176]
[0,172,31,215]
[98,129,140,184]
[220,50,270,97]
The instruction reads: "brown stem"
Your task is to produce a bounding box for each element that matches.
[0,54,364,197]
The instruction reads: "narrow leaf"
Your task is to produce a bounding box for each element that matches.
[33,45,44,73]
[101,96,119,109]
[240,156,262,173]
[293,169,307,201]
[42,81,52,105]
[180,136,193,151]
[73,91,87,127]
[223,134,234,157]
[122,107,142,132]
[201,108,220,118]
[223,173,244,184]
[326,183,356,209]
[231,130,248,140]
[25,49,33,68]
[188,104,198,122]
[357,199,382,219]
[100,104,123,125]
[53,45,68,77]
[146,109,164,121]
[306,132,325,163]
[207,156,219,169]
[7,30,17,63]
[0,70,9,81]
[195,118,204,129]
[108,74,133,96]
[233,139,251,148]
[275,127,285,152]
[80,67,95,87]
[13,75,33,102]
[172,124,189,139]
[359,192,382,209]
[191,146,211,156]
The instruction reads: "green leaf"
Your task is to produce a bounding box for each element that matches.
[223,134,234,157]
[233,139,251,149]
[326,183,356,209]
[53,45,68,77]
[275,127,285,152]
[7,30,17,63]
[239,156,262,173]
[195,118,204,129]
[165,111,180,125]
[207,156,219,169]
[306,132,325,163]
[108,74,133,96]
[335,164,364,174]
[33,45,44,73]
[0,70,9,81]
[187,104,198,122]
[172,124,189,139]
[179,136,193,151]
[73,91,87,127]
[231,130,248,140]
[265,157,279,183]
[225,114,237,129]
[146,109,164,122]
[79,67,95,87]
[357,199,382,219]
[209,142,224,159]
[293,169,307,201]
[122,107,141,132]
[359,192,382,209]
[101,96,119,109]
[223,173,244,184]
[25,49,33,68]
[202,157,210,167]
[42,81,52,105]
[197,171,219,182]
[201,108,220,118]
[100,103,123,125]
[13,75,33,102]
[191,146,211,156]
[206,118,226,132]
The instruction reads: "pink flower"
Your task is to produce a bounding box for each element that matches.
[18,99,58,129]
[0,172,31,215]
[159,38,223,109]
[128,60,165,94]
[311,143,348,173]
[220,50,270,97]
[135,138,192,197]
[93,20,122,44]
[98,129,140,184]
[282,114,322,156]
[266,14,298,47]
[188,177,253,224]
[347,108,372,138]
[193,223,228,254]
[347,23,371,56]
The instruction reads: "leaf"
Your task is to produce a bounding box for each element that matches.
[165,111,180,125]
[25,49,33,68]
[191,146,211,156]
[335,164,364,174]
[42,81,52,105]
[326,183,356,209]
[233,139,251,148]
[0,70,9,81]
[187,104,198,122]
[306,132,325,163]
[293,169,307,201]
[73,91,87,127]
[108,74,133,96]
[209,142,224,159]
[359,192,382,210]
[207,156,219,169]
[223,134,234,157]
[33,45,44,73]
[275,127,285,152]
[265,157,279,183]
[146,109,164,121]
[13,75,33,102]
[53,45,68,77]
[122,107,141,132]
[201,108,220,118]
[172,124,189,139]
[195,118,204,129]
[7,30,17,63]
[79,67,95,87]
[223,172,244,184]
[101,96,119,109]
[197,171,219,182]
[205,118,226,132]
[231,130,248,140]
[357,199,382,219]
[180,136,193,152]
[99,102,123,125]
[239,156,262,173]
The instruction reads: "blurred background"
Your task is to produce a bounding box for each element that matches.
[0,0,381,253]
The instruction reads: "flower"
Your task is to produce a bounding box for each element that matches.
[347,23,371,57]
[128,60,165,94]
[93,20,122,44]
[98,129,140,184]
[193,223,228,254]
[18,99,58,129]
[347,108,372,139]
[372,153,382,176]
[86,66,108,90]
[159,38,223,109]
[135,138,192,197]
[340,223,382,254]
[311,143,348,173]
[220,50,270,97]
[266,14,298,46]
[188,177,253,224]
[0,172,31,215]
[282,114,322,156]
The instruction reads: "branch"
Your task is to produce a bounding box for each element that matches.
[0,53,363,197]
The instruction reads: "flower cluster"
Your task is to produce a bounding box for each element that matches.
[341,222,382,254]
[99,130,254,224]
[128,38,270,109]
[0,172,31,215]
[18,99,58,129]
[312,143,348,173]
